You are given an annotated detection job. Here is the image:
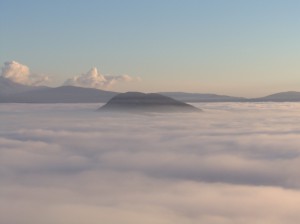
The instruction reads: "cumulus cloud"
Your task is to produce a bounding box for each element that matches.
[1,61,49,86]
[2,102,300,223]
[63,67,137,89]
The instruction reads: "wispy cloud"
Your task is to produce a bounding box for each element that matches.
[1,103,300,223]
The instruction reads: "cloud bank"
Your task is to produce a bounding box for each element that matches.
[1,102,300,223]
[63,67,136,89]
[1,61,49,86]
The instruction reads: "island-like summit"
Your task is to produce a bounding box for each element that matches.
[98,92,200,113]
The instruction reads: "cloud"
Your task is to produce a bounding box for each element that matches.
[63,67,137,89]
[1,61,49,86]
[2,102,300,223]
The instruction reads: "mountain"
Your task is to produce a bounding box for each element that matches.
[1,85,117,103]
[252,91,300,102]
[3,77,300,103]
[98,92,201,113]
[0,77,118,103]
[159,92,247,102]
[0,76,49,96]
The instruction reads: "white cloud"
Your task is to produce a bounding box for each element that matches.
[63,67,137,89]
[2,102,300,223]
[1,61,49,86]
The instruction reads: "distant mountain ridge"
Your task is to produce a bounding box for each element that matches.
[2,77,300,103]
[0,76,49,96]
[161,91,300,102]
[6,86,117,103]
[0,77,117,103]
[251,91,300,102]
[159,92,247,102]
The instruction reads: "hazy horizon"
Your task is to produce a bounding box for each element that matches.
[1,61,300,99]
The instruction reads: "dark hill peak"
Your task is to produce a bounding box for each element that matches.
[98,92,200,113]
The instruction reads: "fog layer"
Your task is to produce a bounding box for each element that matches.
[1,103,300,224]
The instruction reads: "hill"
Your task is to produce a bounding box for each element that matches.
[0,77,117,103]
[252,91,300,102]
[4,86,117,103]
[159,92,247,102]
[98,92,201,113]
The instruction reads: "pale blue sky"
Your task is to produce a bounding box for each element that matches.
[1,0,300,96]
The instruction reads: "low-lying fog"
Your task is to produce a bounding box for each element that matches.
[2,102,300,224]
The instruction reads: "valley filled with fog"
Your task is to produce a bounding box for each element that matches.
[1,102,300,224]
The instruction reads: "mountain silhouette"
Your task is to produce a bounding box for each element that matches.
[0,77,117,103]
[3,77,300,103]
[0,77,49,96]
[159,92,247,102]
[98,92,201,113]
[8,86,117,103]
[252,91,300,102]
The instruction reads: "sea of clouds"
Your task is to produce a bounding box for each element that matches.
[1,102,300,224]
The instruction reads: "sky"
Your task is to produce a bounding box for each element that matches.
[1,0,300,97]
